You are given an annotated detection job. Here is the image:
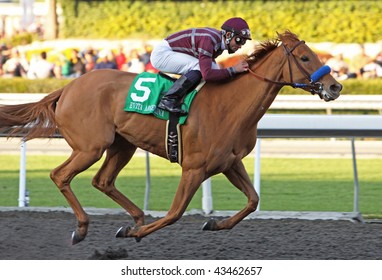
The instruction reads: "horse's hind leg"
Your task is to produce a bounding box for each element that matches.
[50,149,104,244]
[92,134,144,226]
[203,160,259,231]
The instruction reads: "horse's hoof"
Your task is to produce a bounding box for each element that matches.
[115,226,142,243]
[71,231,85,245]
[115,226,129,238]
[202,219,218,231]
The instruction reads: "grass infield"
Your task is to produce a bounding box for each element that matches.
[0,155,381,217]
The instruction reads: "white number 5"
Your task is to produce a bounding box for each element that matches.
[130,77,156,102]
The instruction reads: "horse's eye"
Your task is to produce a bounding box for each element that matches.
[301,55,309,62]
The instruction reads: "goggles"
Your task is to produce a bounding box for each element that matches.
[239,29,251,38]
[235,36,247,45]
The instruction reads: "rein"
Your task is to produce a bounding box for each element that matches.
[247,40,331,96]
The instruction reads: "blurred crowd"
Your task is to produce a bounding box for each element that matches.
[324,45,382,81]
[0,42,381,80]
[0,43,158,79]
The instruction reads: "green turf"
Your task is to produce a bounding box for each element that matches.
[0,155,381,215]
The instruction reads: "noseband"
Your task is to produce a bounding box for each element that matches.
[248,40,331,96]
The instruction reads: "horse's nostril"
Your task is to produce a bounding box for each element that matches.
[330,83,342,94]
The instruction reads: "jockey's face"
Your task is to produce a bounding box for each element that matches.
[226,32,247,54]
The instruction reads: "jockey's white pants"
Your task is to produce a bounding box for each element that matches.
[150,39,219,75]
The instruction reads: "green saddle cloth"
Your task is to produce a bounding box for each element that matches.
[124,72,198,125]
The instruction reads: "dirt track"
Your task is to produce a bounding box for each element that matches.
[0,210,381,260]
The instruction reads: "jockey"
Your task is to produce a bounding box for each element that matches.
[150,17,252,114]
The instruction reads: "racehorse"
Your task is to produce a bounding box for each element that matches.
[0,31,342,244]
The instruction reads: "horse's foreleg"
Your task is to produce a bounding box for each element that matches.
[116,168,204,240]
[203,160,259,231]
[92,137,144,226]
[50,150,104,245]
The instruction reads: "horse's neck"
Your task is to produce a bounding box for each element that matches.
[236,48,286,126]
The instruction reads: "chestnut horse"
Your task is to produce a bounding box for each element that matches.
[0,31,342,244]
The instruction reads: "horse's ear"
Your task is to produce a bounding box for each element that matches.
[276,31,285,44]
[277,30,298,46]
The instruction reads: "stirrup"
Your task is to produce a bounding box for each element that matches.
[158,101,187,115]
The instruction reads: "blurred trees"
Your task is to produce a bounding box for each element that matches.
[57,0,382,43]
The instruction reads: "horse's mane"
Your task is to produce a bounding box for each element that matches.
[245,30,300,67]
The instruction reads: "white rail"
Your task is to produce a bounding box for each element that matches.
[270,95,382,114]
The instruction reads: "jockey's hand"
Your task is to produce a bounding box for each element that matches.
[233,60,249,73]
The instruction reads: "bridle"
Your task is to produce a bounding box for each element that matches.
[248,40,331,97]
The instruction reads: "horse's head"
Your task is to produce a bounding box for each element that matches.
[277,31,342,101]
[247,31,342,102]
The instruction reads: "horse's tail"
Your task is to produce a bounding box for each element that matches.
[0,87,64,141]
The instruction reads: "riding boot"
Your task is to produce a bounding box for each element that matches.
[158,70,202,115]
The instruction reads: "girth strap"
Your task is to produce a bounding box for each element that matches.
[165,113,182,163]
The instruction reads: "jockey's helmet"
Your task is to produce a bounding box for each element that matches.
[221,17,252,40]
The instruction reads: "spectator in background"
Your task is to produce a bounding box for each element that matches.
[139,44,152,66]
[326,53,348,76]
[83,50,96,73]
[114,45,127,70]
[361,51,382,78]
[349,44,372,78]
[373,51,382,77]
[139,44,158,73]
[94,49,118,70]
[64,49,85,78]
[326,53,356,81]
[0,43,10,76]
[50,52,68,79]
[1,47,28,78]
[27,51,54,79]
[123,49,145,73]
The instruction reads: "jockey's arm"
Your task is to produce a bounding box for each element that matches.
[198,54,232,82]
[199,54,249,82]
